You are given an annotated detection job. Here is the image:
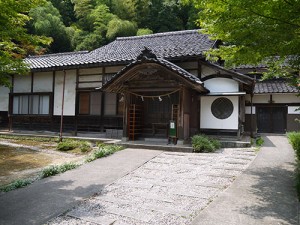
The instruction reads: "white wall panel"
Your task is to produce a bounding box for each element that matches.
[245,106,256,114]
[33,72,53,92]
[273,94,299,103]
[288,106,300,114]
[53,70,76,116]
[204,78,239,93]
[200,96,239,129]
[0,86,9,111]
[13,74,31,93]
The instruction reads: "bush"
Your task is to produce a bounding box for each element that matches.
[79,141,92,153]
[288,132,300,158]
[57,140,78,151]
[85,144,123,162]
[255,136,264,147]
[191,134,221,153]
[41,162,79,178]
[56,139,92,153]
[0,178,33,192]
[287,132,300,199]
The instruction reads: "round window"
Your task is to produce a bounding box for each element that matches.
[211,97,234,119]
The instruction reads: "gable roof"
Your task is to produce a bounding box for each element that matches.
[102,48,209,93]
[24,30,216,71]
[254,80,299,94]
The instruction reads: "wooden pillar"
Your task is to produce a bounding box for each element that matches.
[177,87,184,141]
[122,92,130,141]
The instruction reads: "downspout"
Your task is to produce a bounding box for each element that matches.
[59,70,66,142]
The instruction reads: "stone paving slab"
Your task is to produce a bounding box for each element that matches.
[48,148,257,225]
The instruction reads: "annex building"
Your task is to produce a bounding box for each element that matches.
[0,30,299,142]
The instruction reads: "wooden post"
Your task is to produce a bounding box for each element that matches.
[59,70,66,142]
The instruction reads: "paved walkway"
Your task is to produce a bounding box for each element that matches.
[0,148,162,225]
[192,134,298,225]
[48,148,257,225]
[0,135,297,225]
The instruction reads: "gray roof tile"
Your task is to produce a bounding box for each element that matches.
[89,30,214,63]
[25,30,215,70]
[254,80,299,94]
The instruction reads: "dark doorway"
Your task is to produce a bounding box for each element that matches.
[257,106,287,133]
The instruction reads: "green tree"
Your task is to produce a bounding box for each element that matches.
[137,28,153,36]
[29,2,72,52]
[0,0,51,87]
[190,0,300,81]
[106,18,138,40]
[49,0,76,26]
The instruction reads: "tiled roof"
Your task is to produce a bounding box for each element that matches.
[102,48,208,93]
[88,30,215,63]
[25,51,89,70]
[254,80,299,94]
[24,30,215,70]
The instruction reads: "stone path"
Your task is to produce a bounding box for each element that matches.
[48,148,256,225]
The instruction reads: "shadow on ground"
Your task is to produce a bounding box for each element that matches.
[0,177,105,225]
[238,163,298,224]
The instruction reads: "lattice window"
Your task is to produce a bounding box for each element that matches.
[211,97,234,119]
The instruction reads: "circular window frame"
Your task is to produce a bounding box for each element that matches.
[211,97,234,120]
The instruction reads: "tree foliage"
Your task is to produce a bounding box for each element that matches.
[25,0,198,53]
[29,2,72,52]
[190,0,300,82]
[0,0,51,87]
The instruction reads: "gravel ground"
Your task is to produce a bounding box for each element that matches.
[48,148,257,225]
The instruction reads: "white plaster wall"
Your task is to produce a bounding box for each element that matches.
[53,70,76,116]
[33,72,53,92]
[13,74,31,93]
[200,96,239,129]
[249,93,299,104]
[0,86,9,111]
[204,78,239,93]
[252,94,270,103]
[79,67,103,75]
[106,66,125,73]
[288,106,300,114]
[273,94,299,103]
[245,106,256,114]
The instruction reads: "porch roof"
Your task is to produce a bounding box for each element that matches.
[254,80,299,94]
[101,48,209,93]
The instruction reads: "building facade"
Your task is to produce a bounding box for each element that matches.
[0,30,299,141]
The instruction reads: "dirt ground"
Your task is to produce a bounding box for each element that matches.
[0,138,86,187]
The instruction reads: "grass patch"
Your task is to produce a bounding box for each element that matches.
[191,134,221,153]
[85,144,123,162]
[287,131,300,200]
[41,162,80,178]
[0,178,34,192]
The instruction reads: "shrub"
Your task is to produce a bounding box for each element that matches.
[57,140,78,151]
[41,162,79,178]
[0,178,33,192]
[79,141,92,153]
[85,144,123,162]
[191,134,221,153]
[255,136,264,147]
[287,132,300,199]
[56,139,92,153]
[288,132,300,158]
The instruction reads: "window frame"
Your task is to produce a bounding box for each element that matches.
[12,93,51,116]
